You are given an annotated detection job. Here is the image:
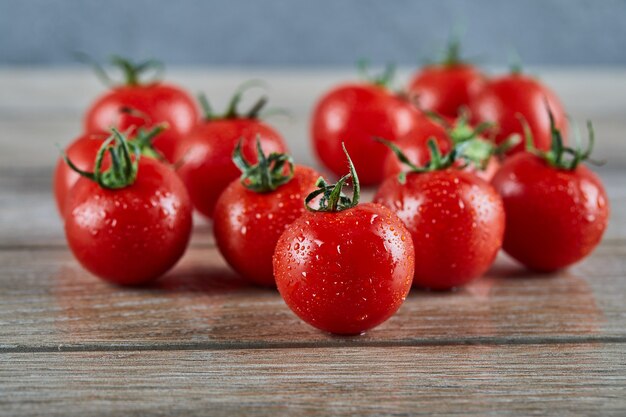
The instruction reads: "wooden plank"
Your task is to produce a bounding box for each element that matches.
[1,241,625,351]
[2,344,625,416]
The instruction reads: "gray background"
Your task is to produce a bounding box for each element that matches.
[1,0,625,67]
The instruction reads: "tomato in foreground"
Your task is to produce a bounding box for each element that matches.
[274,145,414,335]
[83,56,198,162]
[63,130,193,285]
[311,65,422,185]
[213,140,320,286]
[375,138,505,290]
[53,125,166,216]
[407,39,485,118]
[469,70,567,153]
[175,84,287,219]
[491,112,609,271]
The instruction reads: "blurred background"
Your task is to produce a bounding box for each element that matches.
[1,0,625,68]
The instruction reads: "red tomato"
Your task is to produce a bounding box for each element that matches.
[492,154,608,272]
[408,41,484,118]
[311,83,421,185]
[469,72,567,153]
[274,146,414,334]
[53,132,109,215]
[375,169,504,290]
[83,58,198,162]
[175,89,287,219]
[64,132,193,285]
[214,150,320,285]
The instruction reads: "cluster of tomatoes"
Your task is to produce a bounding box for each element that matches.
[54,48,609,335]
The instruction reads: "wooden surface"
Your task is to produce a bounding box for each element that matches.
[1,68,625,416]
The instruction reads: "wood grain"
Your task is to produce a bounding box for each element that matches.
[2,344,625,416]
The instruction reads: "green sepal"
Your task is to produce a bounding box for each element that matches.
[198,80,270,121]
[305,143,360,212]
[76,53,164,87]
[233,136,294,193]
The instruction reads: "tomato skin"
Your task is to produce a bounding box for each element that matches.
[408,64,485,118]
[84,83,198,162]
[53,132,109,216]
[64,158,193,285]
[469,74,567,153]
[175,119,287,219]
[273,203,414,335]
[374,170,505,290]
[491,153,609,271]
[213,165,321,286]
[311,84,421,186]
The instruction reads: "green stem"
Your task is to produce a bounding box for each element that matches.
[232,136,294,193]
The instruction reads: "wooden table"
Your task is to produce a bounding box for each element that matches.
[1,69,625,416]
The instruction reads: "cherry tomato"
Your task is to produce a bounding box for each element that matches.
[83,57,198,162]
[64,130,193,285]
[311,67,422,186]
[374,139,505,290]
[274,146,414,335]
[491,118,608,271]
[408,40,485,118]
[469,71,567,153]
[213,142,320,286]
[175,88,287,219]
[53,132,109,215]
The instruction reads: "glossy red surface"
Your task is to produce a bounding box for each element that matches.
[213,165,320,286]
[84,83,198,162]
[374,170,505,290]
[469,73,567,153]
[311,83,421,185]
[273,203,414,335]
[491,153,609,271]
[175,118,287,219]
[64,158,193,285]
[53,132,109,216]
[408,64,485,118]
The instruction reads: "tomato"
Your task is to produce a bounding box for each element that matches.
[311,67,422,186]
[491,117,609,271]
[83,57,198,162]
[63,130,193,285]
[469,71,567,153]
[213,142,320,286]
[175,87,287,219]
[53,126,166,217]
[274,146,414,335]
[382,113,501,182]
[374,139,505,290]
[408,40,485,118]
[54,132,109,215]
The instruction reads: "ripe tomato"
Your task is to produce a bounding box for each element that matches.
[469,71,567,153]
[374,139,505,290]
[311,67,422,186]
[213,142,320,286]
[175,87,287,219]
[408,40,485,118]
[63,130,193,285]
[491,117,609,271]
[382,113,500,181]
[83,57,198,162]
[274,146,414,335]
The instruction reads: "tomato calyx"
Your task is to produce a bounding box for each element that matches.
[357,60,396,89]
[305,144,360,212]
[77,53,164,87]
[61,128,140,189]
[519,108,599,171]
[232,136,295,193]
[198,80,272,122]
